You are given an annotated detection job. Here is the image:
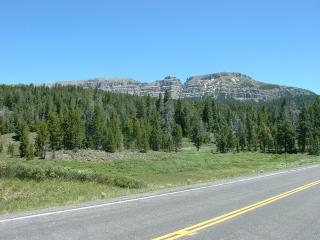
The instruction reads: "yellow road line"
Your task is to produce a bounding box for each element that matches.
[153,179,320,240]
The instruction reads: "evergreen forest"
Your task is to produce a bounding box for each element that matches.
[0,84,319,159]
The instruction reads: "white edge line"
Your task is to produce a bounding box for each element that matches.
[0,165,318,223]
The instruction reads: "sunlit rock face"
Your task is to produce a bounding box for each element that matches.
[57,72,316,101]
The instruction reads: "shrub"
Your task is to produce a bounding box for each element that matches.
[0,162,146,189]
[7,144,15,158]
[113,175,146,189]
[26,144,34,160]
[44,167,57,178]
[0,162,9,177]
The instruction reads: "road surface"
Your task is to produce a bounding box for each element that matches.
[1,165,320,240]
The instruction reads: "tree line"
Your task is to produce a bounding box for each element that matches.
[0,84,319,159]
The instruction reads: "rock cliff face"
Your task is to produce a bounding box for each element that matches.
[57,72,316,101]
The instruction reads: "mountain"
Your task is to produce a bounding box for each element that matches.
[57,72,316,101]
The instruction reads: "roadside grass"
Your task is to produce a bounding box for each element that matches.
[0,178,146,214]
[1,139,320,214]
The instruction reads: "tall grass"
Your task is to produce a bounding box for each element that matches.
[0,161,145,189]
[1,142,320,214]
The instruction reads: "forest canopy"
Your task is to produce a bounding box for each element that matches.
[0,84,319,158]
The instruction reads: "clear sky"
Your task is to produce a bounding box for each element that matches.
[1,0,319,93]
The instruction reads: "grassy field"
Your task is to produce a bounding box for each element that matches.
[1,138,320,214]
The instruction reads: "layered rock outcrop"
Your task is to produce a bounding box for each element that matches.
[58,72,316,101]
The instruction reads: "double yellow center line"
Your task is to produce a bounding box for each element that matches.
[153,179,320,240]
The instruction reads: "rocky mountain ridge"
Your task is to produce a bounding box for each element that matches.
[57,72,316,101]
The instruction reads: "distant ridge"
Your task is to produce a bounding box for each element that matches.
[57,72,316,101]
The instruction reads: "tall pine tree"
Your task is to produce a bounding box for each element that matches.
[35,121,49,159]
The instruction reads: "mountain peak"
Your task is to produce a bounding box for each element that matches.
[57,72,316,101]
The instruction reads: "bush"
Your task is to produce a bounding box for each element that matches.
[26,144,34,160]
[44,167,57,178]
[0,162,9,177]
[7,143,15,158]
[12,164,45,181]
[113,175,146,189]
[0,162,146,189]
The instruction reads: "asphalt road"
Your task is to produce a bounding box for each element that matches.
[1,165,320,240]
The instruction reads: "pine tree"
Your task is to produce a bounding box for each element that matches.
[297,106,310,153]
[14,122,25,142]
[275,100,296,153]
[136,120,149,153]
[123,118,135,149]
[172,123,183,151]
[136,98,146,119]
[48,113,63,151]
[276,121,296,153]
[150,116,162,151]
[63,107,85,150]
[102,124,117,153]
[156,93,163,113]
[210,100,218,132]
[311,97,320,131]
[216,130,227,153]
[226,126,237,152]
[19,125,29,158]
[309,134,320,155]
[246,114,257,151]
[202,100,212,126]
[280,99,290,120]
[109,110,123,151]
[174,100,190,137]
[91,104,105,149]
[45,97,55,120]
[35,121,48,159]
[237,121,247,151]
[191,120,205,151]
[162,90,174,150]
[258,124,272,153]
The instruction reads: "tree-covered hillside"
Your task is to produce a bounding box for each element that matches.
[0,84,319,158]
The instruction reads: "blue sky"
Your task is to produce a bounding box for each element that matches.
[1,0,319,93]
